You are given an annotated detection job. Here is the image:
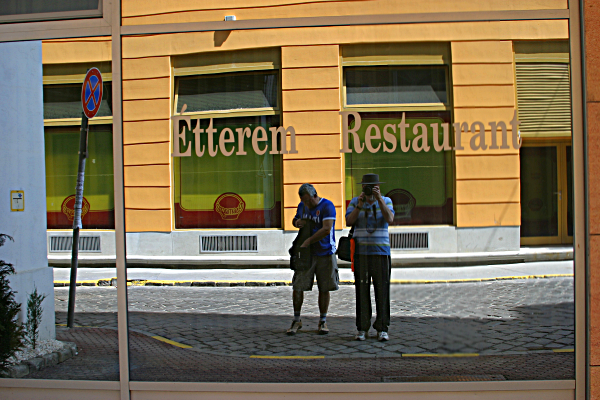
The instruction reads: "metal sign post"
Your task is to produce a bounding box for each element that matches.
[67,68,103,328]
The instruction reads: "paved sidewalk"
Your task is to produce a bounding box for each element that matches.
[53,260,574,287]
[28,275,576,382]
[53,276,574,358]
[25,327,574,382]
[34,260,576,383]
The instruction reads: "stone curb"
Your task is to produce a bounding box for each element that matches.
[53,274,574,288]
[1,341,78,378]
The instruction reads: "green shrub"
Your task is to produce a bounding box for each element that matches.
[0,234,24,372]
[24,287,46,350]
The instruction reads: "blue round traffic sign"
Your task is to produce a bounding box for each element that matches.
[81,68,103,119]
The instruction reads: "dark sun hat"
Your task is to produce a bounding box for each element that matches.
[358,173,385,185]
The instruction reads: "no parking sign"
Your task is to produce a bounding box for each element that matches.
[81,67,103,119]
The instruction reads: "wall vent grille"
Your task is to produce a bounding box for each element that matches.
[200,235,258,253]
[49,236,101,252]
[389,232,429,250]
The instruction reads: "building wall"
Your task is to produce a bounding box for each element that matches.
[39,3,571,261]
[120,0,568,25]
[0,40,55,340]
[585,0,600,396]
[452,41,521,228]
[118,19,567,233]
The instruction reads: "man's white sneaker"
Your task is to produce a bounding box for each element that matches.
[355,331,366,341]
[377,331,389,341]
[318,321,329,335]
[287,320,302,335]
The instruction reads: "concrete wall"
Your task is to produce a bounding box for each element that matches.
[46,226,519,266]
[0,40,55,340]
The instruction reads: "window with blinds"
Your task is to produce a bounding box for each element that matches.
[515,63,572,138]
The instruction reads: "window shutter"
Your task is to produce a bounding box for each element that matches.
[516,63,572,137]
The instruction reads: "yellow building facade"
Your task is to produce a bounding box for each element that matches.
[41,0,574,264]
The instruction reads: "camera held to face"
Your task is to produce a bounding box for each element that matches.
[363,185,374,196]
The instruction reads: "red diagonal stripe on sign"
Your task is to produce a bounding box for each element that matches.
[84,79,101,109]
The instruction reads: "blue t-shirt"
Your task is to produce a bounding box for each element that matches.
[345,196,395,255]
[294,198,336,256]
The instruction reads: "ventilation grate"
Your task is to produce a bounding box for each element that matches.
[49,236,101,252]
[200,235,258,253]
[389,232,429,250]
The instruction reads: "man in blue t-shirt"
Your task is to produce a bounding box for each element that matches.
[287,183,339,336]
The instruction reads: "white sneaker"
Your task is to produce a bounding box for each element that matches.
[377,331,389,341]
[355,331,366,341]
[287,320,302,335]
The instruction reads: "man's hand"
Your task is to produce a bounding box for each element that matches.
[373,186,383,202]
[300,238,310,248]
[358,192,366,207]
[295,219,306,228]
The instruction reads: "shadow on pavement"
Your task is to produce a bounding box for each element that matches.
[28,302,576,382]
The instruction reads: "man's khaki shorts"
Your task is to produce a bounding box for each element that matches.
[292,254,339,292]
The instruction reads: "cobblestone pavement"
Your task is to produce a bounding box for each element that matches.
[55,277,574,358]
[27,327,574,382]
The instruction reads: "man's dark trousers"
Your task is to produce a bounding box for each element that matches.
[353,254,391,333]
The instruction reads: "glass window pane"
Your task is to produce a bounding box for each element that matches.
[1,39,120,383]
[45,125,115,229]
[176,71,278,113]
[345,111,453,225]
[567,145,573,237]
[174,115,282,229]
[0,0,99,16]
[346,66,448,105]
[520,146,558,237]
[43,82,112,119]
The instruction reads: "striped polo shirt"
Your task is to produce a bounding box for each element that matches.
[345,196,395,256]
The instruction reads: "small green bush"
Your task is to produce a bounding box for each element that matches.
[0,234,24,373]
[24,287,46,350]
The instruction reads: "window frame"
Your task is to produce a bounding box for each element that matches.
[0,0,103,24]
[171,51,284,230]
[341,43,452,113]
[341,44,456,227]
[43,67,114,230]
[43,69,113,126]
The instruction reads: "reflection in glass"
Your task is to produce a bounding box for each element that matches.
[344,112,453,226]
[177,71,278,113]
[520,146,558,237]
[346,66,448,105]
[45,125,115,229]
[174,115,282,229]
[43,82,112,119]
[567,146,573,237]
[0,0,99,16]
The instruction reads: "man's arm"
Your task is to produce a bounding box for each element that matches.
[292,218,306,228]
[345,194,365,226]
[300,219,334,248]
[373,187,394,224]
[292,204,306,228]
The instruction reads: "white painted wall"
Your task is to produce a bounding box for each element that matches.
[0,40,55,340]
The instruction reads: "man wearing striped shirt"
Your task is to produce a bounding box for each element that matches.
[345,174,395,342]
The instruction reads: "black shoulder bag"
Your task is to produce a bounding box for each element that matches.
[336,225,355,262]
[289,207,313,271]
